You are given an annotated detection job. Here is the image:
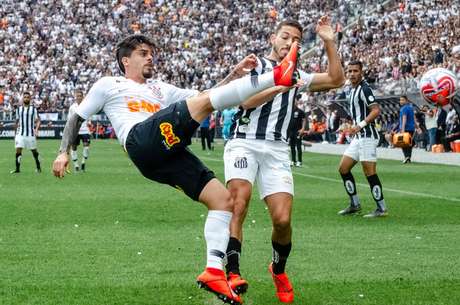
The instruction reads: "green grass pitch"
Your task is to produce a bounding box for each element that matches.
[1,139,459,305]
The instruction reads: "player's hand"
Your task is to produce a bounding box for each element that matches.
[349,125,361,135]
[53,152,69,178]
[234,54,258,76]
[316,16,334,42]
[276,79,305,93]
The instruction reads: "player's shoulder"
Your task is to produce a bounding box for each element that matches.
[360,80,373,90]
[93,76,126,87]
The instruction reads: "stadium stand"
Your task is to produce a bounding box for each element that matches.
[0,0,459,150]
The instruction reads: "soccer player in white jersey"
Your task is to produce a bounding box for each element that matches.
[52,34,300,305]
[223,17,345,303]
[337,60,388,218]
[68,90,92,172]
[11,92,42,173]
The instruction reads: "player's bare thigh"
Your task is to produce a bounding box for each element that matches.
[198,177,233,212]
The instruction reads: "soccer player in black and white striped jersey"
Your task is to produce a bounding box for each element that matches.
[11,92,42,173]
[337,61,387,218]
[223,17,345,302]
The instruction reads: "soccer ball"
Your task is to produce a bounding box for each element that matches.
[419,68,458,106]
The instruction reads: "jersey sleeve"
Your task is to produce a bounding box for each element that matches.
[297,70,314,93]
[76,77,110,119]
[161,82,199,106]
[360,85,377,106]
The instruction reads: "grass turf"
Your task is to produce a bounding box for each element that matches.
[0,139,459,305]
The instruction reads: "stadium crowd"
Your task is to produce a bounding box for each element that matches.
[302,0,460,98]
[0,0,367,118]
[0,0,459,152]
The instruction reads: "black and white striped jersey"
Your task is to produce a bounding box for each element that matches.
[229,56,313,143]
[348,80,380,139]
[15,105,39,137]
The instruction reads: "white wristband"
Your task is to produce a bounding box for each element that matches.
[358,120,367,129]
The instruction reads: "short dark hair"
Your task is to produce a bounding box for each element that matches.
[275,19,303,36]
[116,35,155,74]
[348,60,363,70]
[23,92,31,97]
[400,95,408,100]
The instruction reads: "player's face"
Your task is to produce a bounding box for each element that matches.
[75,91,84,104]
[347,64,363,86]
[399,97,407,105]
[271,26,302,60]
[126,43,154,79]
[23,94,31,105]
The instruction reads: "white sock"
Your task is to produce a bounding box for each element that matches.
[209,72,275,110]
[82,147,89,163]
[204,210,232,270]
[71,150,78,168]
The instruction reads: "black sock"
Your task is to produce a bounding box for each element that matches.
[366,174,386,211]
[15,153,22,171]
[272,241,292,275]
[32,151,41,170]
[226,237,241,275]
[340,172,360,207]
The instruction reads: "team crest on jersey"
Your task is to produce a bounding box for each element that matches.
[150,85,164,100]
[234,157,248,169]
[159,122,180,149]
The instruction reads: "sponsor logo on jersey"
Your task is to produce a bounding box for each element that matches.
[126,98,161,113]
[159,122,180,149]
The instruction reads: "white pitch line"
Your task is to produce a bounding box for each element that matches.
[200,156,460,203]
[293,171,460,203]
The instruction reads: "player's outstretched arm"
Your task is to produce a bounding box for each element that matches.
[309,16,345,92]
[214,54,258,88]
[53,113,84,178]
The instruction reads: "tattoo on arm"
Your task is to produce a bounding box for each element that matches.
[59,113,84,154]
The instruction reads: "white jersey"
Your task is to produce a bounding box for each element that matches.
[68,103,90,135]
[76,76,198,146]
[229,57,313,143]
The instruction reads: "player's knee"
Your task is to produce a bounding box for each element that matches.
[218,191,234,212]
[272,215,291,233]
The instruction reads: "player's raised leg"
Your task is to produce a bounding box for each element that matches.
[186,41,299,124]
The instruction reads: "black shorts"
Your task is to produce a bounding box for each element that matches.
[125,100,215,201]
[73,134,91,146]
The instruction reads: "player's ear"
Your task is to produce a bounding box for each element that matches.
[270,33,276,45]
[122,57,129,71]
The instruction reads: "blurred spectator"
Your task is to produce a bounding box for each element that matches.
[421,105,438,151]
[413,125,428,149]
[398,95,415,163]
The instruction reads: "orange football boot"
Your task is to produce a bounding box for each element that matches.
[268,263,294,303]
[197,268,242,305]
[227,272,249,295]
[273,41,299,87]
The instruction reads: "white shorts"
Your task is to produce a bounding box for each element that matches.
[224,139,293,199]
[344,137,378,162]
[15,135,37,150]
